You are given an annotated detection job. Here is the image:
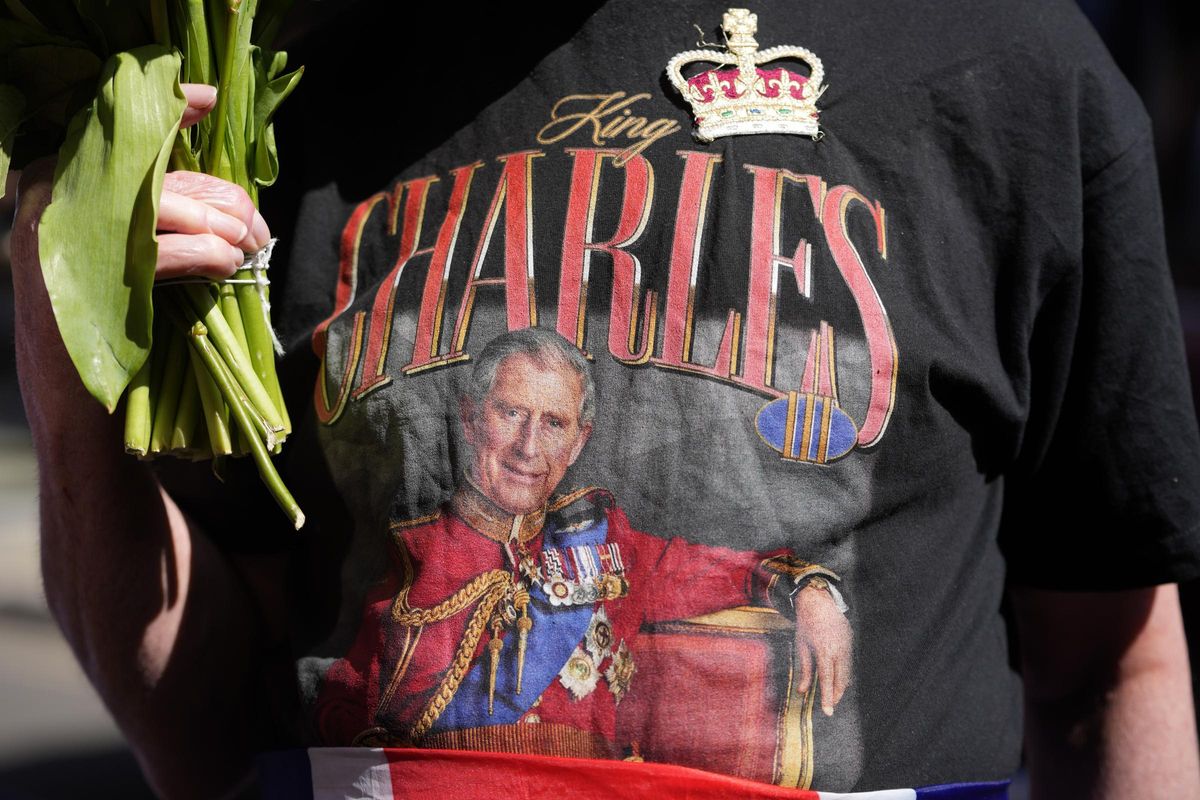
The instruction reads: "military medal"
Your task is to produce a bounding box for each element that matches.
[585,606,615,663]
[559,645,601,700]
[605,640,636,705]
[540,542,629,606]
[667,8,826,142]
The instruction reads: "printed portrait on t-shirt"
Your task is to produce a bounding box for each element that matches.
[313,328,854,784]
[296,13,905,790]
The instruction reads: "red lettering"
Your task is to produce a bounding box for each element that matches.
[446,151,545,355]
[556,148,657,363]
[798,321,838,399]
[738,165,816,395]
[652,150,743,380]
[313,312,366,426]
[402,162,485,375]
[312,193,385,358]
[821,186,894,446]
[352,176,439,398]
[312,193,387,424]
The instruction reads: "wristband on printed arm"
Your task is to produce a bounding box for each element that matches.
[761,555,848,614]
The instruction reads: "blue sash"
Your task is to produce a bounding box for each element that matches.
[430,517,609,732]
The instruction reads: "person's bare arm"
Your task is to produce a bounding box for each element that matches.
[12,87,279,799]
[1013,583,1200,799]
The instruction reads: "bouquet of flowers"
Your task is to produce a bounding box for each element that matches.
[0,0,304,527]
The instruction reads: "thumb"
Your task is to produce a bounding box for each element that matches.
[180,84,217,129]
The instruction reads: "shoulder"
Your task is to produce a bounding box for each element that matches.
[387,508,448,552]
[548,486,634,530]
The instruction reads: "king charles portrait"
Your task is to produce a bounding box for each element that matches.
[315,327,852,767]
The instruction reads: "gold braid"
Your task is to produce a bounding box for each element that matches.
[409,578,510,739]
[392,569,510,625]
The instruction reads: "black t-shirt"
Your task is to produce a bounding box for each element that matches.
[162,0,1200,791]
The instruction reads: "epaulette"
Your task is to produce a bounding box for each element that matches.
[547,486,614,533]
[388,509,442,532]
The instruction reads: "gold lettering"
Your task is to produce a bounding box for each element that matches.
[538,90,680,165]
[598,109,634,139]
[614,119,682,167]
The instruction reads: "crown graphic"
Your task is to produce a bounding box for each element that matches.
[667,8,825,142]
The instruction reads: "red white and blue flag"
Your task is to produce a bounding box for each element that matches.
[259,749,1009,800]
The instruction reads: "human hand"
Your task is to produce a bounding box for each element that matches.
[155,83,271,280]
[793,582,852,716]
[14,84,272,282]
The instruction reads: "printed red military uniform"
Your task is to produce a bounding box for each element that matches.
[315,483,835,758]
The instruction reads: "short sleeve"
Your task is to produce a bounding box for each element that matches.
[1000,131,1200,589]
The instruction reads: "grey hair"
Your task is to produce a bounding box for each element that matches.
[468,328,596,425]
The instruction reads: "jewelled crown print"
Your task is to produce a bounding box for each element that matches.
[667,8,825,142]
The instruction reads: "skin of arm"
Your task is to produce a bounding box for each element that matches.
[12,88,283,799]
[792,582,852,717]
[1013,583,1200,800]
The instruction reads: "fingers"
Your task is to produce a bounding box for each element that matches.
[161,171,270,251]
[793,588,854,717]
[156,170,270,282]
[156,233,245,280]
[832,635,851,709]
[180,84,217,129]
[816,645,836,716]
[159,190,248,244]
[795,643,814,698]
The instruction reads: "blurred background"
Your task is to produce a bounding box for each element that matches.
[0,1,1196,797]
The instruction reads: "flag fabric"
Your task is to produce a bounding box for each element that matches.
[258,748,1009,800]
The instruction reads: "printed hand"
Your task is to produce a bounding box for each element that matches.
[154,83,270,280]
[792,583,852,716]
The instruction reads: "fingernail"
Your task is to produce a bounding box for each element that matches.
[249,210,270,250]
[193,84,217,107]
[823,705,833,717]
[230,244,247,268]
[208,209,248,244]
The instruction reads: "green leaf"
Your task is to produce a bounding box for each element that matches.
[248,45,298,189]
[39,46,185,412]
[0,84,24,199]
[205,0,230,81]
[250,0,291,47]
[169,0,215,165]
[205,0,254,182]
[173,0,213,85]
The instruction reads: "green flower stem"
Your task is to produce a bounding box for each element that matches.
[218,280,260,457]
[183,283,285,432]
[171,136,200,172]
[149,327,188,453]
[205,3,242,178]
[141,312,172,450]
[170,360,200,450]
[206,340,277,451]
[172,291,276,448]
[185,318,303,529]
[124,353,153,456]
[218,280,251,353]
[189,340,233,456]
[234,280,290,437]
